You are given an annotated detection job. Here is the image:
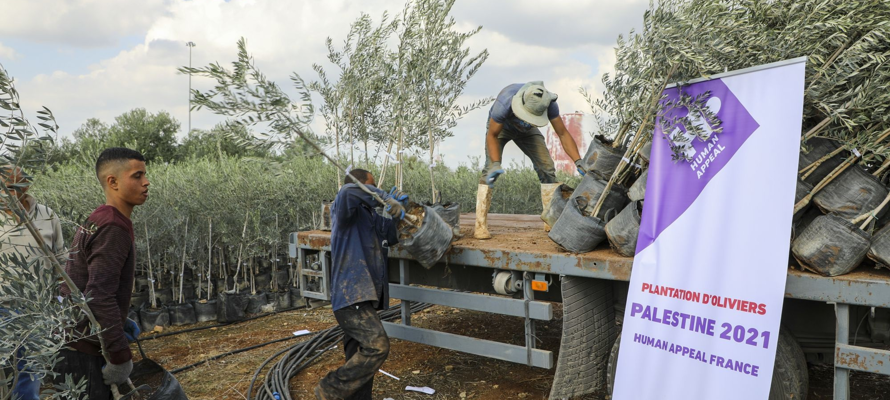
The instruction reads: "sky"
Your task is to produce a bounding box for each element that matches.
[0,0,649,168]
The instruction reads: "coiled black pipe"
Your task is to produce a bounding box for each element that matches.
[248,302,433,400]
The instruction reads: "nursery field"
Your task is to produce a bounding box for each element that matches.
[137,301,890,400]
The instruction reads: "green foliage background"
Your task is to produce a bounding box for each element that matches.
[30,155,580,275]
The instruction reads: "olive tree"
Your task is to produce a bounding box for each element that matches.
[0,65,86,400]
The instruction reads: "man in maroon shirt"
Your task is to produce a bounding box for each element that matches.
[55,147,149,399]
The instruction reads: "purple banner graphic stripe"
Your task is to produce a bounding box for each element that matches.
[636,79,760,253]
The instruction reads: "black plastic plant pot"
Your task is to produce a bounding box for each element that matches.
[791,207,823,241]
[424,202,461,231]
[541,184,574,229]
[215,278,229,293]
[154,288,173,306]
[867,223,890,270]
[136,276,150,292]
[798,138,844,186]
[813,166,888,220]
[548,196,608,253]
[628,169,648,202]
[605,200,643,257]
[793,178,814,222]
[192,299,218,323]
[638,142,652,165]
[399,205,453,269]
[791,214,871,277]
[275,291,291,310]
[274,269,290,288]
[321,200,333,231]
[217,292,249,323]
[246,292,269,314]
[289,287,306,308]
[168,303,197,326]
[582,135,625,180]
[571,174,630,221]
[131,358,188,400]
[180,284,196,301]
[131,290,150,310]
[254,272,272,291]
[139,307,169,332]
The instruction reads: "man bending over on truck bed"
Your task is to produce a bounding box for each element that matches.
[55,147,148,399]
[475,81,586,239]
[315,169,408,400]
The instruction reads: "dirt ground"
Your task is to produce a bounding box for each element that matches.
[134,300,890,400]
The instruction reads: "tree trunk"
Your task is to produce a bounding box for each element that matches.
[145,225,157,309]
[178,217,189,303]
[232,211,249,293]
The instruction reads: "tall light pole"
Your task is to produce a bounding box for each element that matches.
[186,41,196,134]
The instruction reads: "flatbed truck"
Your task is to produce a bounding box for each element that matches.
[290,213,890,399]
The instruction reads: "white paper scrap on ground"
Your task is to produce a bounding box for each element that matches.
[292,329,311,336]
[405,386,435,394]
[378,369,400,380]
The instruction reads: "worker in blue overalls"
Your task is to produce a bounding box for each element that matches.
[315,169,408,400]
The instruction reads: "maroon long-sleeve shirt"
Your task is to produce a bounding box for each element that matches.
[62,205,135,364]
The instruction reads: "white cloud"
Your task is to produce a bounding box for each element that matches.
[10,0,648,167]
[0,0,169,47]
[0,42,22,61]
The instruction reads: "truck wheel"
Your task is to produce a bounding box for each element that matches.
[548,276,617,399]
[605,328,808,400]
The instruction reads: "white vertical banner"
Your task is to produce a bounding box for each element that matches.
[612,58,806,400]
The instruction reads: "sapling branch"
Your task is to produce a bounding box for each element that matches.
[592,63,677,218]
[799,145,847,179]
[852,191,890,229]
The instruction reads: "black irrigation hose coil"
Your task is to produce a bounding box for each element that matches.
[248,303,434,400]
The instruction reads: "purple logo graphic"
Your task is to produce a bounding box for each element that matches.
[636,79,760,253]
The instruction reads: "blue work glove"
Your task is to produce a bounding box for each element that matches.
[384,198,406,220]
[388,186,409,206]
[574,159,587,176]
[485,161,505,187]
[123,318,141,342]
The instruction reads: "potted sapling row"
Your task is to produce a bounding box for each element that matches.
[139,225,169,331]
[168,218,197,326]
[217,211,251,322]
[271,215,292,310]
[194,218,218,322]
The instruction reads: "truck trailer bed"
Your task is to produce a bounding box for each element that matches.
[296,213,890,308]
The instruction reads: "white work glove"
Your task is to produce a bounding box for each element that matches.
[102,359,133,386]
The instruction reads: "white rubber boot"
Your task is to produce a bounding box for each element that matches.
[540,182,562,232]
[474,184,493,240]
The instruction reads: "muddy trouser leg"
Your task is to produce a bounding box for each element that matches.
[512,129,558,184]
[12,347,40,400]
[53,349,112,400]
[342,333,373,400]
[319,302,389,399]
